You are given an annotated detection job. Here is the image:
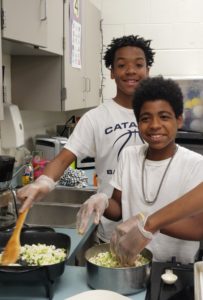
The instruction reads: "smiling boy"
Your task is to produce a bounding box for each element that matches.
[103,76,203,264]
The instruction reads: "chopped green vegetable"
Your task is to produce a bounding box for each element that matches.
[89,251,149,268]
[0,244,66,266]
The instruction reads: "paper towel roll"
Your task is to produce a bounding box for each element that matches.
[0,104,24,148]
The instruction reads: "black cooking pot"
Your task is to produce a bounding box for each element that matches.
[0,229,70,299]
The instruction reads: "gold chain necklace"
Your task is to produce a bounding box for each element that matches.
[141,145,178,205]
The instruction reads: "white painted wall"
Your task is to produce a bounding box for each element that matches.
[99,0,203,100]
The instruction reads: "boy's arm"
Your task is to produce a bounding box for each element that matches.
[145,182,203,235]
[160,213,203,240]
[104,188,122,221]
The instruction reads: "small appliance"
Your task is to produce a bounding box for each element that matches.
[0,104,24,149]
[35,136,68,161]
[35,136,95,169]
[0,155,18,230]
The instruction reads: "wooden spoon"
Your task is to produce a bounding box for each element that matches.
[1,208,29,265]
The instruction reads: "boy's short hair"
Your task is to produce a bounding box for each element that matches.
[104,35,155,69]
[133,76,183,120]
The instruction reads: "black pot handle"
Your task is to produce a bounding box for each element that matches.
[0,266,40,273]
[22,225,55,233]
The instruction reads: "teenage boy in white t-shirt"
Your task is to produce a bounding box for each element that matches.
[78,76,203,264]
[17,35,155,242]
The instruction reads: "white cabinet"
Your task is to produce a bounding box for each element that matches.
[0,19,3,120]
[11,0,101,112]
[83,0,101,109]
[63,0,101,111]
[2,0,63,56]
[45,0,64,55]
[1,0,47,48]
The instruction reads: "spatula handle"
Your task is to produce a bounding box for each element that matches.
[15,208,29,232]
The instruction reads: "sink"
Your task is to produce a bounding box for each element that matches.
[25,186,96,228]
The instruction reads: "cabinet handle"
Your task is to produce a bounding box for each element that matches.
[82,77,91,94]
[40,0,47,21]
[86,78,91,92]
[82,77,86,93]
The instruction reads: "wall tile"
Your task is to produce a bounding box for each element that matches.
[150,50,202,77]
[102,24,125,47]
[126,23,203,49]
[101,0,150,24]
[149,0,203,23]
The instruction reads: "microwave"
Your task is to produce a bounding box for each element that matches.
[35,136,95,169]
[35,136,68,161]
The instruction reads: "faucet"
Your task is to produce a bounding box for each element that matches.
[7,165,29,217]
[12,164,27,181]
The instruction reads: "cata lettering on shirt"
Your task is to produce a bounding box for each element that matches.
[104,121,137,134]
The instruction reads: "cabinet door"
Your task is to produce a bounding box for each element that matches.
[45,0,63,55]
[0,19,3,120]
[83,0,101,109]
[63,0,101,111]
[63,0,85,111]
[2,0,47,47]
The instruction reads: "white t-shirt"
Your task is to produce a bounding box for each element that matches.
[110,144,203,264]
[64,99,144,241]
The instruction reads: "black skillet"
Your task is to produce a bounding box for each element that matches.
[0,229,71,299]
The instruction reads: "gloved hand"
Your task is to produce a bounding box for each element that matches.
[110,213,154,266]
[17,175,56,212]
[76,193,109,235]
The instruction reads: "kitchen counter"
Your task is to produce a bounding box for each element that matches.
[0,227,146,300]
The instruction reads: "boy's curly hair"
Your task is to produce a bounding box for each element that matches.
[133,76,183,120]
[104,35,155,69]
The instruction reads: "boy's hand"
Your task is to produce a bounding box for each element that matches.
[110,213,154,266]
[76,193,109,235]
[17,175,56,212]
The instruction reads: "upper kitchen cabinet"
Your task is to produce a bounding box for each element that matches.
[11,0,101,112]
[45,0,63,56]
[63,0,101,111]
[0,16,3,120]
[83,0,101,109]
[1,0,47,47]
[1,0,63,55]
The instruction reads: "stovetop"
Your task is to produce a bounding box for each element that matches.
[145,261,194,300]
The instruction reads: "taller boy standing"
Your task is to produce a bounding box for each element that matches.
[18,35,155,242]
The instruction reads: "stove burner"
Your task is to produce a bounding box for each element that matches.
[145,261,194,300]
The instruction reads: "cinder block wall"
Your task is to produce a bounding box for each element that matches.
[98,0,203,100]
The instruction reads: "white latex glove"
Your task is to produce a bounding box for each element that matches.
[110,213,154,266]
[76,193,109,235]
[17,175,56,212]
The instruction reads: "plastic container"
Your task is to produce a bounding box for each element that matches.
[22,156,34,186]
